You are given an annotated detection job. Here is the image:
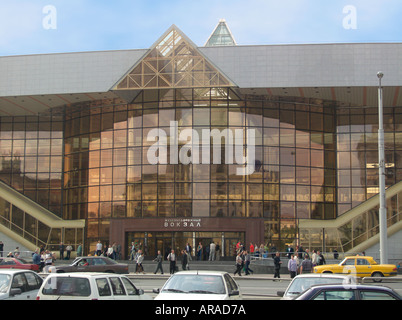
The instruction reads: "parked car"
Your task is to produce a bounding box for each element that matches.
[0,257,40,272]
[0,270,43,300]
[295,283,402,300]
[153,270,242,300]
[36,272,152,300]
[313,256,398,281]
[47,256,129,274]
[277,274,357,300]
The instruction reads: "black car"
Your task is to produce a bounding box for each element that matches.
[295,284,402,300]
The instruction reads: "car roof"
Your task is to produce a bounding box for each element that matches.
[292,273,354,279]
[172,270,228,276]
[46,272,127,278]
[308,283,394,291]
[0,269,36,275]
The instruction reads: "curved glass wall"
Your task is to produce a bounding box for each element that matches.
[2,88,402,253]
[63,88,340,250]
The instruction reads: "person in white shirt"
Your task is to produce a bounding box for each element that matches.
[96,240,103,256]
[209,242,216,261]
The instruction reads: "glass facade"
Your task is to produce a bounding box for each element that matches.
[1,88,402,254]
[0,112,64,214]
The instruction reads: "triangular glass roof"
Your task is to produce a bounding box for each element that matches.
[114,25,236,90]
[205,19,237,47]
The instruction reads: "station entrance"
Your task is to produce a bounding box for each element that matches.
[126,231,245,260]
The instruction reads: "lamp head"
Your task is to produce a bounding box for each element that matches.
[377,72,384,79]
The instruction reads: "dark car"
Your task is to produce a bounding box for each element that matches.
[295,284,402,300]
[47,256,129,274]
[0,258,40,272]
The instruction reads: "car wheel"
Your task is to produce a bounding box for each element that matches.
[371,272,383,282]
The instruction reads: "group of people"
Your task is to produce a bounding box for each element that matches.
[32,247,57,272]
[195,241,221,261]
[286,248,327,278]
[58,242,79,260]
[95,240,122,260]
[154,249,191,275]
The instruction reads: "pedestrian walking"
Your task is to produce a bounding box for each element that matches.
[317,251,326,265]
[243,250,254,275]
[215,243,221,261]
[167,249,177,274]
[300,254,313,274]
[96,240,102,256]
[76,243,82,257]
[287,254,297,278]
[209,242,216,261]
[33,248,42,272]
[181,250,189,270]
[273,252,282,280]
[129,242,136,261]
[196,243,202,260]
[153,250,164,274]
[234,252,243,276]
[135,250,145,274]
[185,243,192,261]
[59,242,65,260]
[66,244,73,260]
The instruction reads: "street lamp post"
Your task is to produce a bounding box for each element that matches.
[377,71,388,264]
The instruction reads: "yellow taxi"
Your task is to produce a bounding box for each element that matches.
[313,256,398,280]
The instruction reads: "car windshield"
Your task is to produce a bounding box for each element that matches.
[15,258,29,264]
[0,274,11,293]
[286,277,348,297]
[162,274,226,294]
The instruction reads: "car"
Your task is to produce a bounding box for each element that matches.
[277,274,357,300]
[0,269,43,300]
[36,272,152,300]
[313,256,398,281]
[0,257,40,272]
[295,283,402,300]
[47,256,129,274]
[153,270,242,300]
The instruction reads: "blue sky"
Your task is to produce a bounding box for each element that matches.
[0,0,401,56]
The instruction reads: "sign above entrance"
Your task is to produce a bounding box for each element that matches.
[164,218,202,229]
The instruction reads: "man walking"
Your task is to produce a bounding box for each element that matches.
[244,250,254,275]
[287,254,297,278]
[209,241,216,261]
[300,254,313,274]
[273,252,282,280]
[153,250,164,274]
[167,249,177,274]
[96,240,102,257]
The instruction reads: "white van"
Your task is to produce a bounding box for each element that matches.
[36,273,152,300]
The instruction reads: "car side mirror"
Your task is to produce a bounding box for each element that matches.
[137,289,144,295]
[277,291,285,297]
[10,288,22,297]
[229,290,239,296]
[153,288,160,294]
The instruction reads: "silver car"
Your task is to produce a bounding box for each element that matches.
[0,270,43,300]
[37,272,152,300]
[153,270,242,300]
[277,274,357,300]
